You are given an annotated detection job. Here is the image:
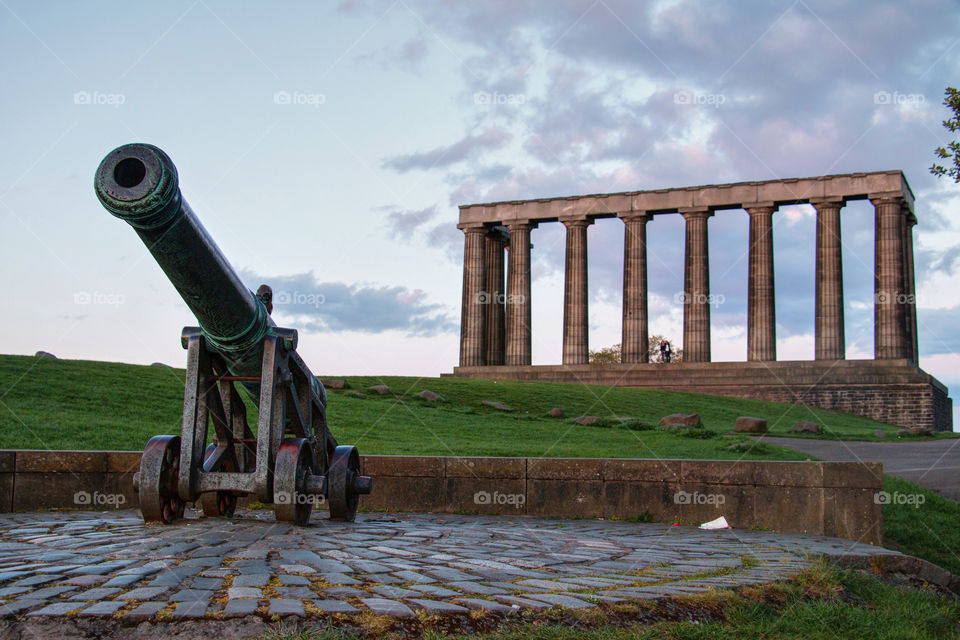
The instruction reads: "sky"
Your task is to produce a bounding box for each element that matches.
[1,1,958,426]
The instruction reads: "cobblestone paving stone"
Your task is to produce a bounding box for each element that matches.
[0,509,899,622]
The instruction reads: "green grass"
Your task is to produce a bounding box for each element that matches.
[0,354,909,455]
[882,475,960,576]
[251,563,960,639]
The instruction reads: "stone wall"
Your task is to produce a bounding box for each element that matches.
[0,451,884,545]
[450,358,953,431]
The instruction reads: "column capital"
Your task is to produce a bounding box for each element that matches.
[679,207,713,220]
[560,217,594,229]
[744,202,777,215]
[618,211,653,223]
[906,211,918,227]
[505,220,538,231]
[869,193,906,208]
[809,197,845,208]
[457,223,487,234]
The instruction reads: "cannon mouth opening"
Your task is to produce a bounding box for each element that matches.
[114,157,147,189]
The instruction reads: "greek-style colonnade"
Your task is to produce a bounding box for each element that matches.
[452,171,951,431]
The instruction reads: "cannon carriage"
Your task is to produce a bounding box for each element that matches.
[94,143,371,525]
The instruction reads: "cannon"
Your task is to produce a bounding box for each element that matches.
[94,143,371,525]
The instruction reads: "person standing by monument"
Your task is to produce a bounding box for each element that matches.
[660,340,672,363]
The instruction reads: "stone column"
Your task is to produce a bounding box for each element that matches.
[484,228,507,366]
[561,218,592,365]
[903,209,919,364]
[621,212,651,363]
[681,208,713,362]
[505,222,535,366]
[872,196,908,360]
[746,204,777,361]
[458,225,487,367]
[813,199,845,360]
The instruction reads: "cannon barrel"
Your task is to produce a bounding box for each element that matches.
[94,143,274,399]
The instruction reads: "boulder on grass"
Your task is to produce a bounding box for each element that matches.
[321,379,348,389]
[345,391,367,400]
[792,421,821,434]
[417,390,445,402]
[908,426,934,436]
[482,400,512,411]
[574,416,602,425]
[367,385,392,395]
[659,413,701,428]
[34,351,56,359]
[150,362,171,368]
[548,408,565,418]
[735,416,768,433]
[874,430,888,438]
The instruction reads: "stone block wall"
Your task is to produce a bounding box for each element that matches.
[0,451,884,545]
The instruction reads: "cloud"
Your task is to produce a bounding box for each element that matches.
[239,269,456,337]
[382,127,511,172]
[383,205,438,240]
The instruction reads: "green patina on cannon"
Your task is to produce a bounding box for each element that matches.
[95,143,371,525]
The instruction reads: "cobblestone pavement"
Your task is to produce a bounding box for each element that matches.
[0,510,898,623]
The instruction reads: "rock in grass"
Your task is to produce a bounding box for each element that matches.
[735,416,767,433]
[574,416,602,425]
[548,408,565,418]
[321,379,348,389]
[481,400,512,411]
[659,413,701,428]
[34,351,56,359]
[150,362,171,368]
[367,385,392,395]
[418,390,445,402]
[345,391,367,400]
[909,427,934,436]
[874,430,887,438]
[792,421,821,434]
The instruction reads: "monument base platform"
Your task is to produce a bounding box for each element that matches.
[449,359,952,431]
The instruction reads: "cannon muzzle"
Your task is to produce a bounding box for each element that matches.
[95,143,271,398]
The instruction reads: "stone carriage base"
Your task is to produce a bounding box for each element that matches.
[0,450,884,546]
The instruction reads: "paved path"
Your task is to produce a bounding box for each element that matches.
[0,509,898,631]
[761,437,960,500]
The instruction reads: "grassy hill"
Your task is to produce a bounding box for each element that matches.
[0,353,914,456]
[2,353,960,575]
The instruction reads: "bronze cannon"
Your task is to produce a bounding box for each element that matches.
[95,143,371,525]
